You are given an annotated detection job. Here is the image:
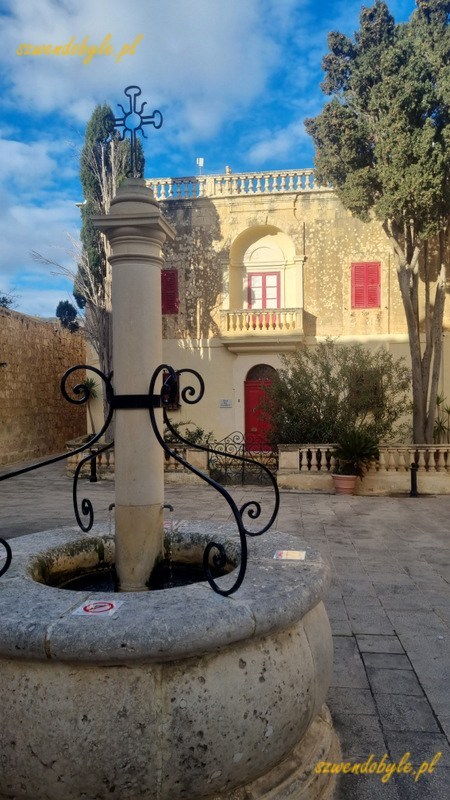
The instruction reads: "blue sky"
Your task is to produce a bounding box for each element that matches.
[0,0,415,317]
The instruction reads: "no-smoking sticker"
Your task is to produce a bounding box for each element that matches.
[72,599,124,617]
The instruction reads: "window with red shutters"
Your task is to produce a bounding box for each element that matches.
[161,269,179,314]
[351,262,380,309]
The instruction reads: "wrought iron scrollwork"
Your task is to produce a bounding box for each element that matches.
[149,364,280,596]
[208,431,278,485]
[0,538,12,578]
[0,366,115,573]
[61,366,115,532]
[1,360,279,594]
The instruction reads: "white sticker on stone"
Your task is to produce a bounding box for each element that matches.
[273,550,306,560]
[72,600,124,616]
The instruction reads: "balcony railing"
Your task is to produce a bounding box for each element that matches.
[277,443,450,495]
[220,308,303,335]
[147,169,328,201]
[278,444,450,474]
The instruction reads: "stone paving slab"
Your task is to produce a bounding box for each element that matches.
[326,687,377,716]
[330,636,370,689]
[335,774,401,799]
[383,731,450,768]
[356,634,407,654]
[366,667,424,696]
[1,463,449,799]
[361,653,412,670]
[375,695,441,733]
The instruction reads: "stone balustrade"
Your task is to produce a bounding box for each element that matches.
[220,308,303,335]
[147,169,327,201]
[66,446,115,480]
[67,445,207,485]
[277,443,450,495]
[68,442,450,494]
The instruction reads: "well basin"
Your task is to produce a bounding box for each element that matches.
[0,522,339,800]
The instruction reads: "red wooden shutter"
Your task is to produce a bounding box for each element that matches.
[161,270,179,314]
[366,263,380,307]
[351,262,380,308]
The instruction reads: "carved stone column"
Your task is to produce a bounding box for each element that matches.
[94,178,175,590]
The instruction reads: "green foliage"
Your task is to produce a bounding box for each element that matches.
[77,104,145,307]
[305,0,450,444]
[81,377,98,399]
[305,0,450,240]
[56,300,79,332]
[265,339,411,444]
[433,393,450,442]
[80,376,98,435]
[164,420,214,446]
[0,290,18,309]
[332,428,380,478]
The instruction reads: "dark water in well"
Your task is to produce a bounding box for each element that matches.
[50,561,226,592]
[53,566,118,592]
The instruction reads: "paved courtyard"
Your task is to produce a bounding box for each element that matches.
[1,461,449,799]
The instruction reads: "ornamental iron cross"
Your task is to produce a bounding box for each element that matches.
[111,85,163,177]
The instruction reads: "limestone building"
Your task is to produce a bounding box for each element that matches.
[143,168,449,445]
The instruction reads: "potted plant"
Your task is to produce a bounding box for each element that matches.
[82,376,98,437]
[331,428,379,495]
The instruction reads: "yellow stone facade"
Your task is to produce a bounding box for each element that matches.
[141,169,450,441]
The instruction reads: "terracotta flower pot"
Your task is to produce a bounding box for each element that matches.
[332,474,357,495]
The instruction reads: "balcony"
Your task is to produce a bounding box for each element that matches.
[147,169,328,201]
[220,308,303,353]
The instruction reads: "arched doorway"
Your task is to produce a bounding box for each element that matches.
[244,364,277,450]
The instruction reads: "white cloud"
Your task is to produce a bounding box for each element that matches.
[10,285,75,319]
[0,192,80,312]
[0,139,57,189]
[1,0,281,140]
[247,120,311,166]
[0,129,81,314]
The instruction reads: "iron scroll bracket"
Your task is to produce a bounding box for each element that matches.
[0,538,12,578]
[113,394,162,409]
[150,365,280,596]
[0,364,278,593]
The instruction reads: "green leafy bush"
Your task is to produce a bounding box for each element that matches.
[265,339,411,444]
[164,420,214,446]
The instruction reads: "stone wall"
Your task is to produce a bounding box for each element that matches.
[0,309,86,466]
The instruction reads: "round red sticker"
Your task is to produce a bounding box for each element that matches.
[82,601,115,614]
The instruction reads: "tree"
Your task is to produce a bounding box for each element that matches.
[305,0,450,443]
[34,106,145,431]
[76,104,144,380]
[0,290,18,309]
[56,300,79,332]
[265,340,411,444]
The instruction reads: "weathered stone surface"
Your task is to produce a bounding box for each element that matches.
[0,522,336,800]
[0,308,85,466]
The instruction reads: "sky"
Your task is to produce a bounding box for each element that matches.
[0,0,415,318]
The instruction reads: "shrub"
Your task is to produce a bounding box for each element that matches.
[265,339,411,444]
[332,428,380,478]
[56,300,79,332]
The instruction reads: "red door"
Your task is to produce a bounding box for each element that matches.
[244,379,272,451]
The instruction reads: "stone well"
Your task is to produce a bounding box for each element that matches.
[0,521,339,800]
